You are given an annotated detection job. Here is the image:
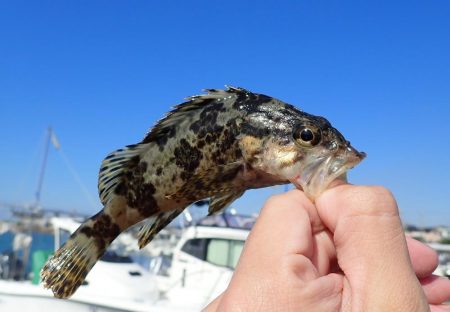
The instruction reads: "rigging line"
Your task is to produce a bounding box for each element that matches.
[57,148,99,212]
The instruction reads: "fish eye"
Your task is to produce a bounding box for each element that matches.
[300,128,314,141]
[293,125,322,147]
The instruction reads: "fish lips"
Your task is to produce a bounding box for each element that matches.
[291,146,366,200]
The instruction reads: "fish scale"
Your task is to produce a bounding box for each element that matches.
[41,86,365,298]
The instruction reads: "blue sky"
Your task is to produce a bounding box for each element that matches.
[1,1,449,225]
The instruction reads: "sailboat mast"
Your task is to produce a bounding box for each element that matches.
[35,127,52,207]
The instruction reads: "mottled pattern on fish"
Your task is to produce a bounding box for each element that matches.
[41,86,365,298]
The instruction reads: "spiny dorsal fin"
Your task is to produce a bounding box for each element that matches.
[98,143,149,205]
[188,86,250,103]
[208,190,245,216]
[142,86,249,144]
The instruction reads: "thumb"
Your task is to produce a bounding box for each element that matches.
[316,185,404,265]
[315,185,428,311]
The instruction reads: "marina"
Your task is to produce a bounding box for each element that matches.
[0,211,254,311]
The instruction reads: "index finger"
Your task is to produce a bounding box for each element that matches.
[248,190,318,259]
[234,189,335,277]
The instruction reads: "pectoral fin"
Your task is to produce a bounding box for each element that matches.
[98,143,149,205]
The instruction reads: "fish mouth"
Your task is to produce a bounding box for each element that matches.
[291,146,366,200]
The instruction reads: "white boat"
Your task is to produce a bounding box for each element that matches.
[154,213,254,309]
[428,243,450,278]
[0,217,177,312]
[0,213,255,312]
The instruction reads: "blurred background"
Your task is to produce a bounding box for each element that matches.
[0,1,449,311]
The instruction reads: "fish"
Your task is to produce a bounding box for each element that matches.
[40,86,366,298]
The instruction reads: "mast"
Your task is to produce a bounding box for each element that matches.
[34,127,52,208]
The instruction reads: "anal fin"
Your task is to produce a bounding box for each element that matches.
[137,210,181,249]
[208,190,245,216]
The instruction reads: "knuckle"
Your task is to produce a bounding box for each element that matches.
[344,185,399,217]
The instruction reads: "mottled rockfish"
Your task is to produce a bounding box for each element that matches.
[41,86,366,298]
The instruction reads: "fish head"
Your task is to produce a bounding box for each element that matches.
[288,115,366,199]
[240,101,366,199]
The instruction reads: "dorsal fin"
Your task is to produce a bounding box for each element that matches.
[98,143,149,205]
[142,86,249,144]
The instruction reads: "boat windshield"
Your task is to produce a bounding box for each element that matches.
[100,250,133,263]
[196,213,255,230]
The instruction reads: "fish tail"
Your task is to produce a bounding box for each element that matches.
[40,209,121,298]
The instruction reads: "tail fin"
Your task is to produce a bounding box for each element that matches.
[40,211,120,298]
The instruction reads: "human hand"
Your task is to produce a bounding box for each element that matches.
[204,185,450,311]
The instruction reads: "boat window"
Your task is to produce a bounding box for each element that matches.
[206,239,229,267]
[229,240,244,268]
[181,238,207,260]
[206,239,245,269]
